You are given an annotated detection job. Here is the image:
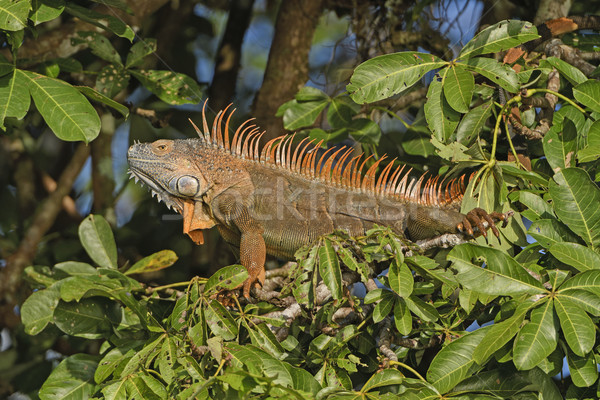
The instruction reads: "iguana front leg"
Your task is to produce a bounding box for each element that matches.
[214,194,266,298]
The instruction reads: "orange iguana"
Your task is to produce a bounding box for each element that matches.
[127,103,507,297]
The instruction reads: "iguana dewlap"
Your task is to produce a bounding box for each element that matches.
[127,103,505,297]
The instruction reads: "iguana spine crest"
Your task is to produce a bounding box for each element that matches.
[190,100,466,208]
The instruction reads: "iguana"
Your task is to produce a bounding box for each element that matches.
[127,103,507,297]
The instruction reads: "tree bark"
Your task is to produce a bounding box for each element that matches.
[209,0,256,112]
[252,0,325,140]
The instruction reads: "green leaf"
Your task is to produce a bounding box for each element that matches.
[327,95,359,128]
[513,300,558,370]
[0,69,30,129]
[30,0,65,25]
[65,3,134,41]
[54,261,97,276]
[126,249,178,275]
[73,31,122,65]
[559,270,600,293]
[543,118,577,171]
[361,369,404,392]
[542,57,587,85]
[458,20,539,59]
[131,70,202,105]
[573,80,600,113]
[427,327,489,393]
[95,65,130,98]
[500,163,548,186]
[0,0,29,31]
[39,354,98,400]
[448,244,546,295]
[319,239,343,301]
[517,191,554,221]
[78,214,118,269]
[473,301,531,364]
[425,79,460,142]
[76,85,129,118]
[456,100,492,145]
[126,38,157,68]
[388,260,413,298]
[402,129,436,157]
[549,168,600,249]
[158,337,177,384]
[567,350,599,387]
[348,52,446,104]
[528,218,580,248]
[557,289,600,316]
[548,242,600,272]
[204,300,238,340]
[19,70,100,142]
[462,57,519,92]
[247,322,285,358]
[393,299,412,335]
[95,346,135,383]
[405,295,439,322]
[578,120,600,163]
[21,283,62,334]
[554,297,595,356]
[282,98,328,130]
[346,118,381,145]
[53,298,116,338]
[443,65,474,113]
[203,264,248,294]
[295,86,328,101]
[101,380,127,400]
[372,291,395,323]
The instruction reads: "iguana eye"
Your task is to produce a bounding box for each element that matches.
[176,175,200,196]
[151,140,173,155]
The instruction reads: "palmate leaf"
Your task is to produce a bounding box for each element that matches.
[19,70,100,142]
[566,350,599,387]
[462,57,519,92]
[513,300,558,371]
[458,20,539,59]
[573,80,600,113]
[442,64,474,113]
[553,297,595,357]
[425,79,460,142]
[427,327,489,393]
[543,118,577,170]
[527,218,581,248]
[447,244,546,296]
[548,242,600,272]
[549,168,600,250]
[455,100,492,145]
[348,52,446,104]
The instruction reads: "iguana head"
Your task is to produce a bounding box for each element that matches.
[127,138,216,244]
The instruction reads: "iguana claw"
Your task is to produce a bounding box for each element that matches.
[457,208,511,238]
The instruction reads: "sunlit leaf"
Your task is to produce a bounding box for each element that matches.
[39,354,98,400]
[458,20,539,59]
[78,214,118,269]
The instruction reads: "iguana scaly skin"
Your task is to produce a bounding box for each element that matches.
[127,103,506,297]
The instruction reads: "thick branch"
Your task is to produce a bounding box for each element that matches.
[1,144,90,320]
[252,0,325,140]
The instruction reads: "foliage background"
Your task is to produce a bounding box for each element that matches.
[1,0,600,398]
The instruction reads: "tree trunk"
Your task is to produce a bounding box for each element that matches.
[253,0,325,140]
[209,0,256,112]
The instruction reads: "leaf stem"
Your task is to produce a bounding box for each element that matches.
[389,360,427,382]
[525,88,587,114]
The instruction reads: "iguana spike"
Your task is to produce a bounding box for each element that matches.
[215,104,231,149]
[201,99,210,142]
[211,110,223,147]
[292,137,310,173]
[299,139,317,174]
[316,147,337,180]
[395,167,413,197]
[321,146,346,182]
[223,103,235,152]
[362,155,387,192]
[354,155,372,190]
[232,118,255,154]
[410,174,426,203]
[308,140,325,178]
[343,155,361,188]
[333,148,354,185]
[234,122,256,156]
[188,118,203,140]
[274,137,285,166]
[376,157,397,195]
[387,164,406,197]
[254,132,265,161]
[241,128,258,159]
[261,137,279,163]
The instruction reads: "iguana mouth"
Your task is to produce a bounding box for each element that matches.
[128,168,182,213]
